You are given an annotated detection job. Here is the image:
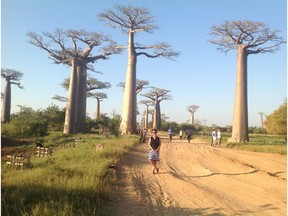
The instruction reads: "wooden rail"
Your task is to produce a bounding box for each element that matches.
[6,155,31,169]
[36,147,53,157]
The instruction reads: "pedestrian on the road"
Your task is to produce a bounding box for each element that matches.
[168,127,173,141]
[211,128,217,146]
[186,128,192,143]
[179,130,183,140]
[217,129,222,146]
[148,128,161,174]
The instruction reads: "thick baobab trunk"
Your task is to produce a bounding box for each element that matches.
[1,79,11,123]
[153,105,157,129]
[153,100,161,130]
[157,103,161,130]
[120,31,137,134]
[190,113,194,125]
[95,98,100,120]
[63,59,78,134]
[76,64,87,133]
[229,46,249,142]
[145,105,148,130]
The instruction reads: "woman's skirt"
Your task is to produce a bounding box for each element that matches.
[148,150,160,161]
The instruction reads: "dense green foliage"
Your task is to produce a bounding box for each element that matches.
[2,106,122,138]
[2,133,139,216]
[2,105,65,137]
[265,101,287,135]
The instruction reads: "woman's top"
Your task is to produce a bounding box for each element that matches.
[150,136,160,150]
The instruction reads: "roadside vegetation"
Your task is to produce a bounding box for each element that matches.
[2,132,139,216]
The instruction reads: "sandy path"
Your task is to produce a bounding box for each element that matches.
[109,137,286,216]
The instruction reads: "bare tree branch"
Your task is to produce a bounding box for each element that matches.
[209,20,286,55]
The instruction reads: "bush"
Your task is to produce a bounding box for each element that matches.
[3,106,49,137]
[6,118,48,137]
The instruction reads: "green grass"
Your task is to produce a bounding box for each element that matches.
[196,133,287,155]
[1,133,139,216]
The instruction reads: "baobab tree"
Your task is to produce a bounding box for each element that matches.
[139,99,153,130]
[53,77,111,120]
[1,68,24,123]
[141,87,172,130]
[99,5,179,134]
[209,20,285,142]
[187,105,200,125]
[27,29,122,133]
[117,79,149,130]
[258,112,266,129]
[117,79,150,95]
[87,92,108,120]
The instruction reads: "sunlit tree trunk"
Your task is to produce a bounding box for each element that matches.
[230,45,249,142]
[76,63,87,133]
[145,105,149,130]
[190,114,193,125]
[120,31,137,134]
[95,98,100,120]
[1,79,11,123]
[156,102,161,130]
[63,59,78,134]
[153,99,161,130]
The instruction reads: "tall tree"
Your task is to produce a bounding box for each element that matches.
[187,105,200,125]
[141,87,172,130]
[99,5,179,134]
[258,112,265,129]
[27,29,122,133]
[139,100,153,130]
[53,77,111,120]
[209,20,285,142]
[1,68,24,123]
[87,92,108,120]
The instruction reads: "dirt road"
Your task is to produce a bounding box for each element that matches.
[109,137,286,216]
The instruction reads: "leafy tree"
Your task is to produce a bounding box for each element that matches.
[209,20,285,143]
[27,29,122,134]
[99,5,179,134]
[1,68,24,123]
[42,104,65,131]
[265,101,287,135]
[7,106,48,137]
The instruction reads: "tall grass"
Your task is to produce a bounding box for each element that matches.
[1,134,139,216]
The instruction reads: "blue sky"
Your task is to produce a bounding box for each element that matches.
[1,0,287,127]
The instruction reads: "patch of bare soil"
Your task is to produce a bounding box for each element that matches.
[109,136,286,216]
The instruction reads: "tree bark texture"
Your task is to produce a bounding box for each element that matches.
[95,98,100,120]
[153,100,161,130]
[63,59,78,134]
[76,64,87,133]
[145,105,148,130]
[1,80,11,123]
[120,31,137,134]
[230,46,249,142]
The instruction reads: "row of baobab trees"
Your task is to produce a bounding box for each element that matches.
[1,5,285,142]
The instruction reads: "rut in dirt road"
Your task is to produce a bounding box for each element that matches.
[109,138,286,216]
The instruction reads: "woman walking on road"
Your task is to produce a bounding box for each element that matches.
[148,128,161,174]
